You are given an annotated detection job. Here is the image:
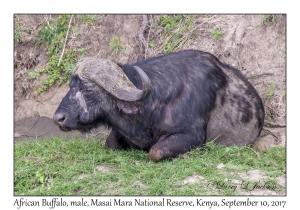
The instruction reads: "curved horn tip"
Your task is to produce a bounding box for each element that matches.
[133,66,152,101]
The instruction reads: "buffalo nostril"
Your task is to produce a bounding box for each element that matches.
[58,115,65,123]
[53,113,67,126]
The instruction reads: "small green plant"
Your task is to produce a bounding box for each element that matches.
[14,14,22,25]
[154,15,198,54]
[36,21,57,46]
[14,15,24,43]
[79,15,98,26]
[149,42,155,48]
[35,170,45,187]
[159,14,184,32]
[261,14,276,25]
[14,26,33,43]
[36,15,71,46]
[267,84,276,99]
[22,26,32,33]
[72,27,83,35]
[14,28,22,43]
[35,170,55,188]
[211,29,223,40]
[28,71,40,80]
[279,48,286,57]
[109,36,123,55]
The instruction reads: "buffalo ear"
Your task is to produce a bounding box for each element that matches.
[117,100,140,114]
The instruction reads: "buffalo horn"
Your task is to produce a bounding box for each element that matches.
[72,57,152,102]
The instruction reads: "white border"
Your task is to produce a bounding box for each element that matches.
[2,0,298,209]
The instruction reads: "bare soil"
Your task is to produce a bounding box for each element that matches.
[14,14,286,149]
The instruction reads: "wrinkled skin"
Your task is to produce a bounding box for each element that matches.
[53,50,264,162]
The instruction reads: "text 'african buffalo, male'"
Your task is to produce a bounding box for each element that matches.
[53,50,264,162]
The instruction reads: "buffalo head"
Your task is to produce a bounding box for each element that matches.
[53,57,152,132]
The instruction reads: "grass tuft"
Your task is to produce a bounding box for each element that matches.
[211,29,223,40]
[109,36,124,56]
[150,15,198,54]
[261,14,276,25]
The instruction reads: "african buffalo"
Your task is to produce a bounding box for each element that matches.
[53,50,264,162]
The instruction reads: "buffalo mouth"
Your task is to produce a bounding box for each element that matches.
[57,122,102,133]
[57,125,73,132]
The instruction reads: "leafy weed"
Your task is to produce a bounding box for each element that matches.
[211,29,223,40]
[267,84,276,99]
[153,15,198,54]
[109,36,124,56]
[261,14,276,25]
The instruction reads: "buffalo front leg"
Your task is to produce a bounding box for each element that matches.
[106,129,142,150]
[106,129,130,150]
[149,134,203,162]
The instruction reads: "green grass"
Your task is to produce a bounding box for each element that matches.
[211,29,223,40]
[79,15,98,26]
[14,138,286,196]
[261,14,276,25]
[109,36,124,56]
[267,83,276,99]
[152,15,198,54]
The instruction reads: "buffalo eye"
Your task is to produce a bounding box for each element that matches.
[81,89,93,94]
